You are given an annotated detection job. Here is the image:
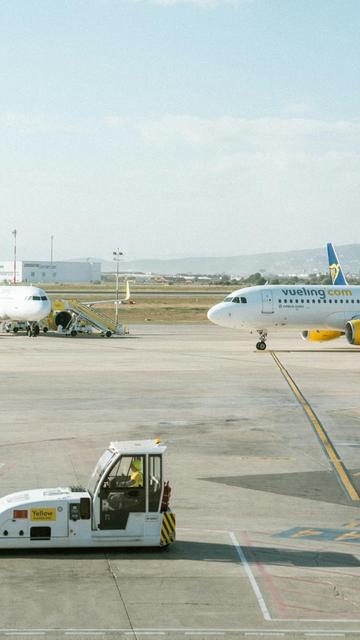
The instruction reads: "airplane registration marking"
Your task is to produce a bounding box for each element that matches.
[270,352,360,503]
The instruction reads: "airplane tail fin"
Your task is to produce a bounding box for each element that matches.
[327,243,348,285]
[124,279,131,301]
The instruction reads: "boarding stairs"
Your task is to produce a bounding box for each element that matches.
[66,299,124,336]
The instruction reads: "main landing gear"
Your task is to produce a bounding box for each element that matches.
[26,322,40,337]
[256,331,267,351]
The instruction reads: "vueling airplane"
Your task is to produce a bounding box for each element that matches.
[0,285,51,336]
[207,243,360,350]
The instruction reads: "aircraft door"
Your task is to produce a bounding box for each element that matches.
[261,290,274,314]
[99,455,146,530]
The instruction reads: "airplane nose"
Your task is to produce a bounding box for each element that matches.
[207,303,226,326]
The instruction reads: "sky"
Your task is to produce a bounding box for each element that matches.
[0,0,359,261]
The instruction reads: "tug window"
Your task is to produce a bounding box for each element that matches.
[106,456,145,489]
[100,455,146,528]
[149,455,162,512]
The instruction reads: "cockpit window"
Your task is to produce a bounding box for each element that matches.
[224,295,246,303]
[41,296,48,301]
[32,296,41,300]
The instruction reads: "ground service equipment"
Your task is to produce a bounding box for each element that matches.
[0,440,175,549]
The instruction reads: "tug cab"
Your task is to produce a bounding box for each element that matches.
[0,440,175,549]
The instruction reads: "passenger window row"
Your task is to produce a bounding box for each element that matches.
[279,299,359,304]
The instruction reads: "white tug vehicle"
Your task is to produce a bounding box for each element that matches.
[0,440,175,549]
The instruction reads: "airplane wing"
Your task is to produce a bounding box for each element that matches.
[327,243,348,285]
[84,281,134,306]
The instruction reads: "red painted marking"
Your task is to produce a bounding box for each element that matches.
[242,530,289,619]
[0,463,15,477]
[283,602,351,616]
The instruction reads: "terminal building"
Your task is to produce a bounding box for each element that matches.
[0,261,101,284]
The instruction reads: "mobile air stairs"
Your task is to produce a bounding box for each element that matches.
[46,299,127,337]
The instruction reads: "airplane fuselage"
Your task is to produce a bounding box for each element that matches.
[207,284,360,332]
[0,286,51,323]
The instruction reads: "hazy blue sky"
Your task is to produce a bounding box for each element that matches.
[0,0,359,261]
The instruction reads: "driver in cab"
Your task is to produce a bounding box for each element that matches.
[130,458,143,487]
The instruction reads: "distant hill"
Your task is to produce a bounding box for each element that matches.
[71,244,360,277]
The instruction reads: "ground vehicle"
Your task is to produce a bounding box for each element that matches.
[0,439,175,549]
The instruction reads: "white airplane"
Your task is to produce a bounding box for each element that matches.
[207,244,360,350]
[0,286,51,336]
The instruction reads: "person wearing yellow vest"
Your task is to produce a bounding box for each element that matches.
[130,458,143,487]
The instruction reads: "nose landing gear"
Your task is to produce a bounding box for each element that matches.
[256,331,267,351]
[26,322,40,337]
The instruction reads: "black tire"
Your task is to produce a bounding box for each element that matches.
[256,341,266,350]
[105,331,112,338]
[13,327,19,334]
[33,325,40,336]
[43,327,48,333]
[70,330,77,337]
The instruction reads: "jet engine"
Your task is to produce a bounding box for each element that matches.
[55,311,72,330]
[301,330,344,342]
[345,319,360,345]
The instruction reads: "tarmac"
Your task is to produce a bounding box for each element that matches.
[0,324,360,639]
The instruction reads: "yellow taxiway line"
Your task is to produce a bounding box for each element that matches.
[271,351,360,502]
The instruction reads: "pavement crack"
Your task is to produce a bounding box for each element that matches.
[105,554,138,639]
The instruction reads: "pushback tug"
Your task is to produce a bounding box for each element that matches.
[0,440,175,549]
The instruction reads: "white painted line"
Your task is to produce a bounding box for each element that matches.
[229,531,272,622]
[245,634,284,637]
[272,618,360,622]
[335,443,360,447]
[304,631,345,638]
[244,631,285,638]
[184,634,225,637]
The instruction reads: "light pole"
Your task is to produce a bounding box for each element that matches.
[12,229,17,284]
[50,235,54,264]
[113,248,123,326]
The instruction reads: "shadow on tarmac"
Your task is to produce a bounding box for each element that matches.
[204,469,360,506]
[1,541,360,568]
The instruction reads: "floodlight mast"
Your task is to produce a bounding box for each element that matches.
[113,248,124,326]
[12,229,17,284]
